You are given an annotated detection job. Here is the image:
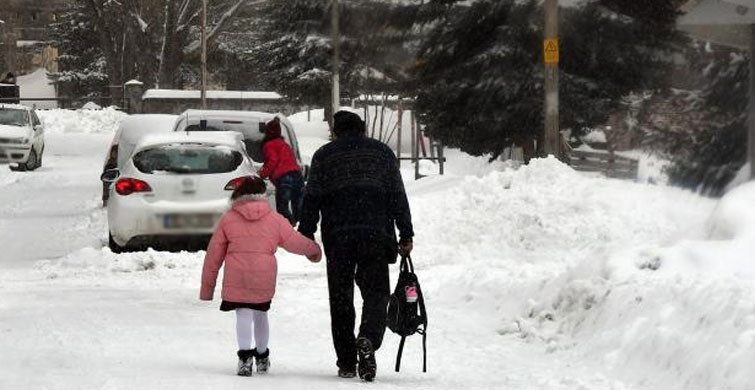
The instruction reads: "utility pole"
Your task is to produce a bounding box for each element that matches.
[200,0,208,109]
[750,24,755,178]
[543,0,560,157]
[331,0,341,117]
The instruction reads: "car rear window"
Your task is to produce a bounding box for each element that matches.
[133,144,243,174]
[180,118,293,163]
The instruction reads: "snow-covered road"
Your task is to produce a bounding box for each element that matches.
[1,110,753,390]
[0,133,110,268]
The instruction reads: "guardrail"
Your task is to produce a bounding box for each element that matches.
[564,142,639,180]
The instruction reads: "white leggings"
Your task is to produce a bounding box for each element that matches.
[236,309,269,353]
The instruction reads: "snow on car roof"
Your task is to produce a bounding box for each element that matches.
[135,131,243,151]
[117,114,179,145]
[181,109,281,121]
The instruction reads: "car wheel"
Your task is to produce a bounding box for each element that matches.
[23,149,38,171]
[109,233,125,254]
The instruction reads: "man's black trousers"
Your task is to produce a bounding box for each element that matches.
[325,237,391,370]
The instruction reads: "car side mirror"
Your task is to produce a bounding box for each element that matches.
[101,169,120,184]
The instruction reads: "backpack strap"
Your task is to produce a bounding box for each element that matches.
[395,335,407,372]
[422,330,427,373]
[400,254,415,274]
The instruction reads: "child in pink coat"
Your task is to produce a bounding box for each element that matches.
[200,176,322,376]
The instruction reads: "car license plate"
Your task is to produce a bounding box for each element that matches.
[163,214,217,229]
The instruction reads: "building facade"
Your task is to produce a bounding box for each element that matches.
[0,0,67,77]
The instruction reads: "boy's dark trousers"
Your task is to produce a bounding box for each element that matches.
[325,237,391,370]
[274,171,304,225]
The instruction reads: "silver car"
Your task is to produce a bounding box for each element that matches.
[172,110,305,175]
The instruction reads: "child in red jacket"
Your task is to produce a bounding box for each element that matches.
[258,118,304,225]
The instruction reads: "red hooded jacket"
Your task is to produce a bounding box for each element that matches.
[259,138,300,182]
[259,119,300,182]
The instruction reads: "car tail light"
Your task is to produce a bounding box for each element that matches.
[115,178,152,196]
[225,176,248,191]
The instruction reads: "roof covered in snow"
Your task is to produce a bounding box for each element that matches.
[143,89,282,101]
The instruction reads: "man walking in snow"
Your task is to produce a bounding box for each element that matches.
[298,110,414,382]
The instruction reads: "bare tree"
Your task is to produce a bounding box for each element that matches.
[82,0,256,90]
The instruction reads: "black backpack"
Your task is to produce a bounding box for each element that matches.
[387,254,427,373]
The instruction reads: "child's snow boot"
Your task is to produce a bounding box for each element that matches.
[237,349,254,377]
[356,337,377,382]
[254,348,270,374]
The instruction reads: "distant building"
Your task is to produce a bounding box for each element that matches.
[0,0,67,76]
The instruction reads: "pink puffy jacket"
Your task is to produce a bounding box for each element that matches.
[200,197,322,303]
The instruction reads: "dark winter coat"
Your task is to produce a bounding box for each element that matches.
[298,133,414,261]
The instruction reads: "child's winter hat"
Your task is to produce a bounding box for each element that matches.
[264,117,282,138]
[231,176,267,201]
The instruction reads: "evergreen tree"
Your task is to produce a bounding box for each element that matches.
[49,2,109,98]
[663,46,748,195]
[246,0,418,111]
[413,0,680,160]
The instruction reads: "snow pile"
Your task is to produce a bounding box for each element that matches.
[402,156,755,390]
[506,179,755,390]
[37,107,128,135]
[35,247,203,287]
[413,156,707,269]
[581,129,607,144]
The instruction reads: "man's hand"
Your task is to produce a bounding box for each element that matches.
[398,238,413,256]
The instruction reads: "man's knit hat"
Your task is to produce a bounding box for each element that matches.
[333,110,366,136]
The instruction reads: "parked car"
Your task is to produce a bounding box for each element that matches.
[101,131,256,252]
[101,114,177,206]
[172,110,306,175]
[0,104,44,171]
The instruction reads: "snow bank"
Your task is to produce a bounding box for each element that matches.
[35,247,203,288]
[500,169,754,390]
[401,155,755,390]
[37,107,128,135]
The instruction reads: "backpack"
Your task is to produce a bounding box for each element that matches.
[387,254,428,373]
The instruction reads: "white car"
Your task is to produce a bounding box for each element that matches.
[101,131,256,252]
[101,114,178,205]
[0,104,45,171]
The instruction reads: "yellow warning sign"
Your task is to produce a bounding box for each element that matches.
[544,39,559,64]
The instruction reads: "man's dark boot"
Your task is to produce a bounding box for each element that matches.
[356,337,377,382]
[338,366,357,378]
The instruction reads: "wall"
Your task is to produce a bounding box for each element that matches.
[0,0,66,75]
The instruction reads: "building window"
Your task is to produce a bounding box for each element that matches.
[31,12,39,21]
